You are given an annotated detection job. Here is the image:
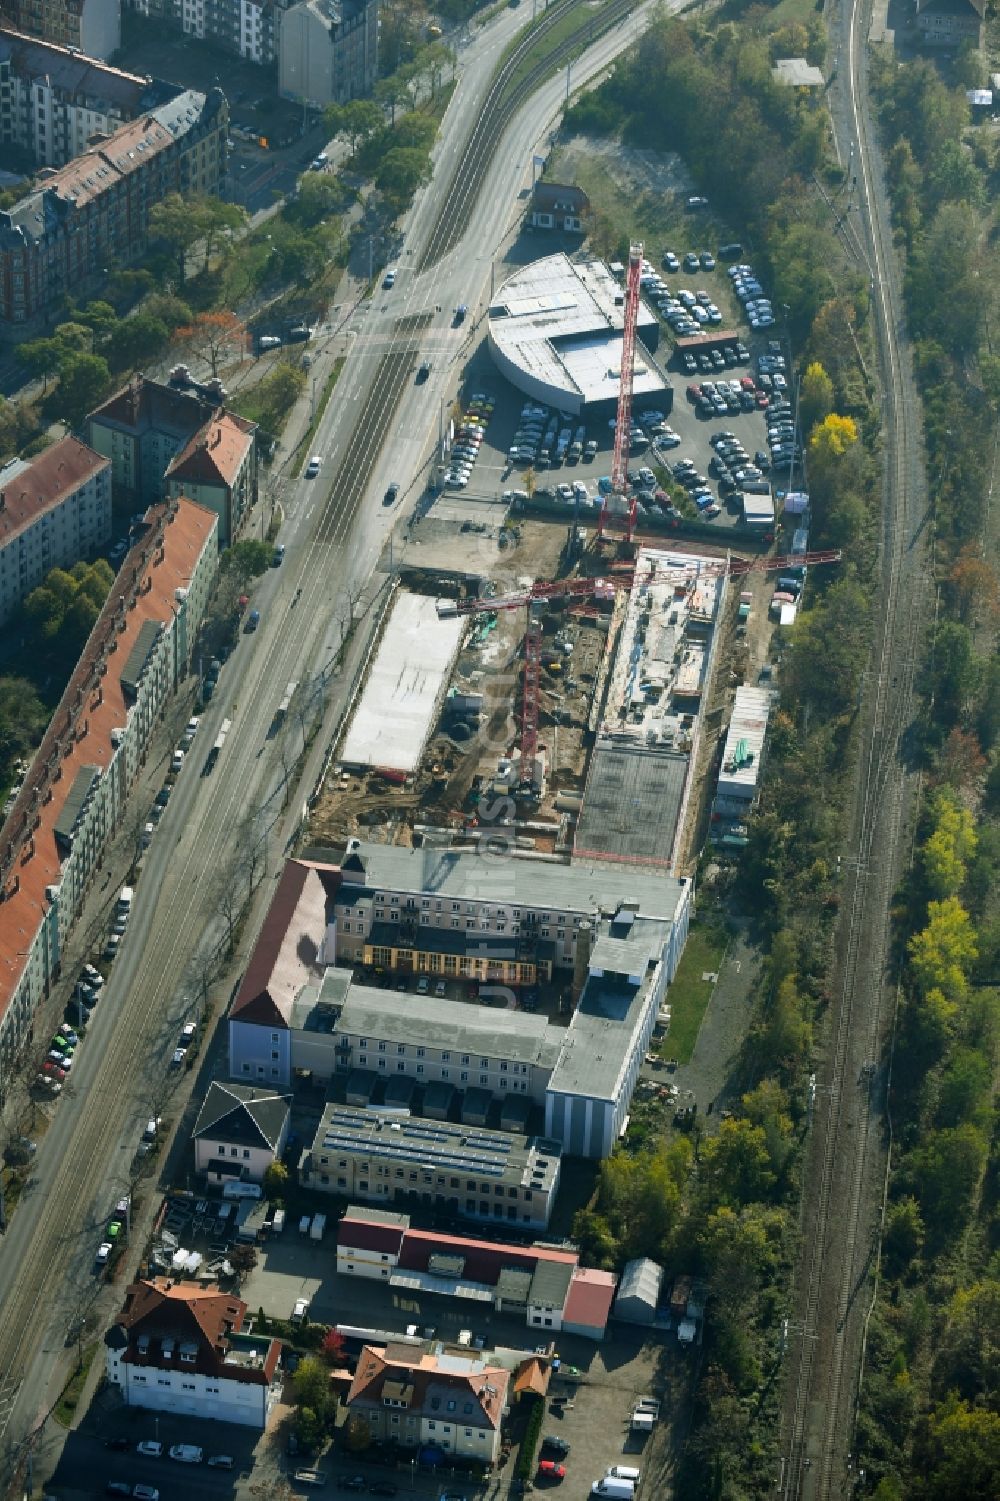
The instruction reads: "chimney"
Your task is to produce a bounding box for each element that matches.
[572,921,592,1004]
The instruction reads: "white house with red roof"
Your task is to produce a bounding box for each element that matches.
[105,1277,283,1427]
[347,1342,510,1463]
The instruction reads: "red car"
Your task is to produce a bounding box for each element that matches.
[686,383,702,402]
[740,376,756,391]
[43,1061,67,1080]
[537,1462,566,1482]
[755,390,770,408]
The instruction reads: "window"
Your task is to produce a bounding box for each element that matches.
[416,1047,425,1058]
[461,1055,470,1065]
[378,1041,386,1052]
[441,1051,450,1062]
[460,1071,468,1082]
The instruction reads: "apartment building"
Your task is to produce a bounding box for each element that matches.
[347,1343,509,1465]
[0,86,227,323]
[105,1277,283,1427]
[0,496,217,1090]
[1,0,120,58]
[278,0,379,108]
[0,435,111,626]
[915,0,985,46]
[0,27,182,169]
[87,377,256,528]
[128,0,283,65]
[300,1106,562,1231]
[164,408,257,548]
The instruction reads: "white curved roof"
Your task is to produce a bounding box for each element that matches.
[488,254,667,410]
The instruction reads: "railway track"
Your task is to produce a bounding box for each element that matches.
[780,0,930,1496]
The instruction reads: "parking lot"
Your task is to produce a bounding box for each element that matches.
[436,249,798,539]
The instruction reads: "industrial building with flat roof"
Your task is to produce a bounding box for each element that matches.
[228,840,692,1159]
[488,254,671,418]
[712,683,773,846]
[299,1106,562,1230]
[336,1206,616,1339]
[575,549,728,871]
[339,592,466,778]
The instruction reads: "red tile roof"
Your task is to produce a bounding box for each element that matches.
[230,858,341,1026]
[338,1214,409,1257]
[0,497,217,1022]
[112,1277,281,1384]
[0,436,109,547]
[347,1344,509,1431]
[562,1267,617,1332]
[397,1227,578,1287]
[165,410,255,491]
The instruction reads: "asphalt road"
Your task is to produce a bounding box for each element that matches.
[0,4,665,1494]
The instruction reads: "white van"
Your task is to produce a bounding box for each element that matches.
[607,1467,642,1482]
[591,1482,635,1500]
[117,886,134,913]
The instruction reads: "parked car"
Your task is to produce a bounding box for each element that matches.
[306,455,322,477]
[137,1440,163,1457]
[245,608,261,632]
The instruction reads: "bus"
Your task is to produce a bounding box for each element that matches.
[202,717,232,775]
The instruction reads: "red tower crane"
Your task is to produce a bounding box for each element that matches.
[437,550,842,790]
[598,242,644,545]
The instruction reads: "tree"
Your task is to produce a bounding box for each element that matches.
[0,677,48,773]
[294,1356,331,1412]
[920,1399,1000,1501]
[18,338,63,392]
[57,352,111,425]
[883,1196,924,1275]
[935,1281,1000,1402]
[784,575,870,718]
[948,548,999,625]
[799,361,834,434]
[922,791,977,898]
[149,193,202,282]
[263,1160,288,1199]
[174,311,245,377]
[75,300,118,350]
[375,146,431,214]
[908,896,978,1003]
[701,1118,776,1207]
[221,540,272,586]
[194,196,246,270]
[295,1405,326,1451]
[322,1328,348,1366]
[229,1242,258,1282]
[334,98,384,154]
[910,1123,987,1231]
[928,620,979,727]
[105,313,169,371]
[343,1414,371,1453]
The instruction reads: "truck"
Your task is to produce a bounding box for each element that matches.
[271,1208,286,1233]
[630,1397,661,1433]
[275,681,298,726]
[310,1212,326,1241]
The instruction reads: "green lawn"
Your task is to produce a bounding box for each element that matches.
[662,923,729,1063]
[54,1340,98,1428]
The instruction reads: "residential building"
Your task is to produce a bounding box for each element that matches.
[87,377,257,531]
[128,0,283,66]
[914,0,984,46]
[0,87,227,324]
[299,1106,562,1231]
[227,841,693,1159]
[0,496,218,1091]
[164,408,257,548]
[0,436,111,626]
[278,0,379,108]
[527,182,589,233]
[0,28,182,169]
[0,0,121,58]
[193,1082,290,1184]
[347,1343,510,1464]
[104,1277,283,1426]
[612,1257,664,1325]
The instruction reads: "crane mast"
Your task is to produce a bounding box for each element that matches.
[599,242,643,544]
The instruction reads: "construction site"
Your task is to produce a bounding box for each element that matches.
[309,246,837,876]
